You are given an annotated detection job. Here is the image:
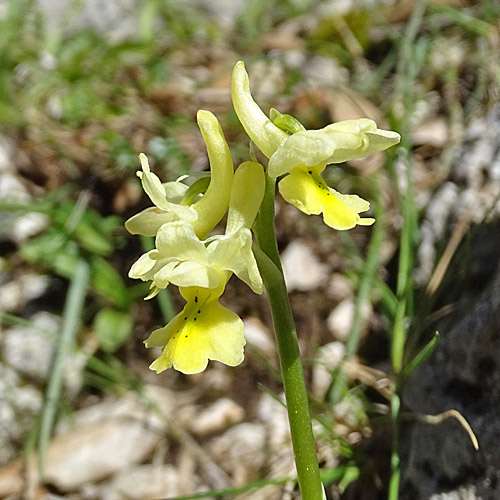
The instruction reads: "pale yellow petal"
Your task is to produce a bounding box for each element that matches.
[226,161,265,234]
[231,61,288,159]
[144,283,162,300]
[162,180,189,202]
[155,221,209,263]
[191,111,234,238]
[144,313,180,349]
[154,260,221,289]
[323,119,400,162]
[279,167,373,230]
[138,154,197,222]
[268,130,335,178]
[208,229,263,294]
[357,217,375,226]
[129,249,161,280]
[278,168,323,215]
[324,118,376,134]
[328,187,370,213]
[125,207,176,236]
[364,129,401,155]
[147,287,245,375]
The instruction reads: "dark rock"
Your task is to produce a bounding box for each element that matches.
[402,229,500,499]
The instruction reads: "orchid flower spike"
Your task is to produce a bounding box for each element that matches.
[131,161,266,374]
[231,60,401,230]
[125,110,234,239]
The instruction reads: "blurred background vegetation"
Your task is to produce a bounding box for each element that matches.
[1,0,500,499]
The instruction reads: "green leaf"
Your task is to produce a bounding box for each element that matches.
[400,331,440,384]
[338,464,360,493]
[93,308,133,353]
[19,229,80,278]
[73,221,113,256]
[90,256,130,309]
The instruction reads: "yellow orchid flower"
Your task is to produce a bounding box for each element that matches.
[231,61,400,229]
[129,217,263,295]
[129,161,265,294]
[145,282,245,374]
[135,162,266,374]
[125,110,234,239]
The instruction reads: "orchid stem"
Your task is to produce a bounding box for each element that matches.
[254,174,323,500]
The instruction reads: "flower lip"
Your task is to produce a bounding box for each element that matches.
[145,285,246,374]
[278,166,375,230]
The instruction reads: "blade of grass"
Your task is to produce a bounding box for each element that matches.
[38,258,90,480]
[399,331,439,386]
[426,218,470,296]
[160,466,350,500]
[429,4,493,37]
[160,476,296,500]
[391,298,407,374]
[330,178,385,403]
[389,2,428,498]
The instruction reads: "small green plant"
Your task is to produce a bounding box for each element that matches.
[126,60,400,499]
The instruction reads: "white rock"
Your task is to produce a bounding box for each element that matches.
[326,300,371,341]
[333,397,364,427]
[0,274,50,312]
[63,347,89,398]
[304,55,349,87]
[243,317,274,356]
[312,342,346,397]
[100,465,179,500]
[256,392,290,447]
[0,364,42,465]
[57,385,174,434]
[200,364,234,393]
[44,420,159,491]
[411,117,448,147]
[188,398,244,436]
[3,312,59,380]
[42,386,173,491]
[281,240,328,292]
[12,212,50,243]
[429,485,479,500]
[327,273,354,302]
[248,60,285,101]
[37,0,141,43]
[3,310,88,395]
[189,0,246,30]
[0,171,29,202]
[209,423,267,483]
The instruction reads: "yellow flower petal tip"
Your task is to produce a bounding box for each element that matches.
[191,110,234,238]
[145,287,246,374]
[231,61,288,159]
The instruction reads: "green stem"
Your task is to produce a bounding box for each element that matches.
[254,175,323,500]
[388,391,401,500]
[39,259,90,479]
[254,175,283,271]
